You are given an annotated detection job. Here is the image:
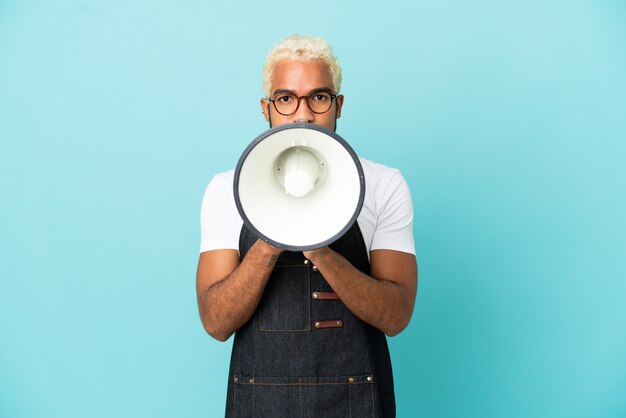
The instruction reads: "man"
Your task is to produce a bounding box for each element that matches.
[197,35,417,417]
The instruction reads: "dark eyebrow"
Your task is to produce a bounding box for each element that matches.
[271,87,335,98]
[271,89,295,97]
[308,87,334,95]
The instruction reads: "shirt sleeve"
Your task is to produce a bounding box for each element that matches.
[199,173,240,253]
[370,171,415,254]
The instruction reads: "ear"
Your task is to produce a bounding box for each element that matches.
[335,94,344,119]
[260,98,271,122]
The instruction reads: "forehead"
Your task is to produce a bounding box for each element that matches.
[271,59,334,95]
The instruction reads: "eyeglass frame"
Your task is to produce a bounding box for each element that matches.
[266,89,339,116]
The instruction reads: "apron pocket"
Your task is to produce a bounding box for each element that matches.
[258,264,310,331]
[232,375,377,418]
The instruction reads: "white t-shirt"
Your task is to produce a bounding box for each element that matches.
[200,158,415,257]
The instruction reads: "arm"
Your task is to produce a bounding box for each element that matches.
[302,247,417,336]
[196,240,283,341]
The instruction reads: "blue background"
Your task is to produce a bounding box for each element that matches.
[1,1,625,417]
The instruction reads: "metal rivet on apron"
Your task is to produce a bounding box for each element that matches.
[336,321,341,326]
[312,265,318,271]
[367,376,373,382]
[312,292,319,299]
[234,376,238,383]
[314,321,320,328]
[249,378,254,384]
[348,377,354,383]
[304,259,310,265]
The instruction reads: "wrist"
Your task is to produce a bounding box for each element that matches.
[303,246,333,264]
[255,239,283,257]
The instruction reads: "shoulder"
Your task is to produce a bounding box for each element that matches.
[360,157,401,179]
[208,169,235,187]
[356,158,414,254]
[200,169,238,216]
[203,169,235,198]
[199,169,242,253]
[359,158,408,196]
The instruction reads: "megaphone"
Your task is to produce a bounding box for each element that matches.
[234,123,365,251]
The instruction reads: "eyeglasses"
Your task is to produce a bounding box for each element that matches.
[268,91,337,116]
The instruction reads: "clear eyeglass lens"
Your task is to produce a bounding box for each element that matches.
[274,94,297,115]
[307,92,332,113]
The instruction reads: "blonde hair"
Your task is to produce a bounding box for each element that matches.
[262,34,342,97]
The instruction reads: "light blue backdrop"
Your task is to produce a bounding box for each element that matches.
[1,1,625,417]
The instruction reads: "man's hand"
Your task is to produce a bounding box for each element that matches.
[303,247,417,336]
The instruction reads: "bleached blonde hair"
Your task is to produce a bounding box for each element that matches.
[262,34,342,97]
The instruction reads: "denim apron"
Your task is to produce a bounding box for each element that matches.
[225,223,395,417]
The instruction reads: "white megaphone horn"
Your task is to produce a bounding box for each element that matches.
[234,123,365,251]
